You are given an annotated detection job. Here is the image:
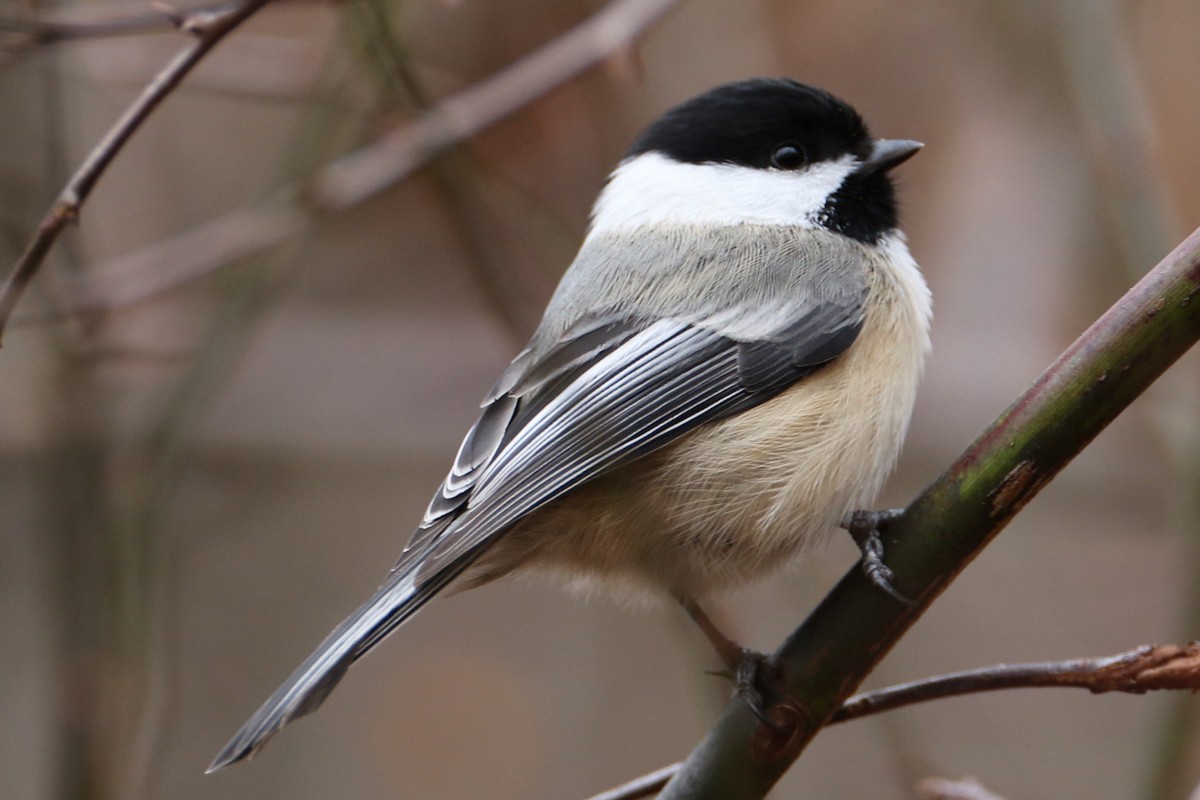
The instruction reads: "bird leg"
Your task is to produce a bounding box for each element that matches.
[681,598,744,668]
[680,599,786,731]
[841,508,914,605]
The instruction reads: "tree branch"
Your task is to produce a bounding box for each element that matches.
[654,227,1200,798]
[0,1,234,49]
[831,643,1200,722]
[0,0,273,342]
[588,765,682,800]
[309,0,683,209]
[0,0,335,49]
[591,643,1200,799]
[0,0,682,338]
[6,204,305,328]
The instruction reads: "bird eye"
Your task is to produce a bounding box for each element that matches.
[770,143,806,170]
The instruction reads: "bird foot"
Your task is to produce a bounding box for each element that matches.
[841,508,914,606]
[707,648,792,732]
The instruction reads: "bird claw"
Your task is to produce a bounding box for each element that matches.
[708,648,790,733]
[841,508,915,606]
[684,600,795,733]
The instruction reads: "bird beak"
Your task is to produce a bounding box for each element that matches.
[854,139,923,176]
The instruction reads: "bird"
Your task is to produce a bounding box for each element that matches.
[208,76,931,771]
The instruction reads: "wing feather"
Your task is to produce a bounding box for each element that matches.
[414,312,860,580]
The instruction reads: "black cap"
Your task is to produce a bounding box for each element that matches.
[628,78,916,243]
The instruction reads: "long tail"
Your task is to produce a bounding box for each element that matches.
[207,560,461,772]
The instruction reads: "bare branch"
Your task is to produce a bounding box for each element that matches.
[7,204,305,328]
[590,643,1200,799]
[0,2,224,49]
[585,764,680,800]
[832,643,1200,722]
[0,0,274,342]
[0,0,319,51]
[310,0,683,209]
[2,0,681,332]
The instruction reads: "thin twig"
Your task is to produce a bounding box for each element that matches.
[0,0,274,342]
[0,0,318,59]
[0,2,226,47]
[592,643,1200,799]
[832,643,1200,722]
[2,0,680,333]
[586,765,681,800]
[310,0,683,209]
[346,0,535,339]
[0,0,319,61]
[6,204,305,328]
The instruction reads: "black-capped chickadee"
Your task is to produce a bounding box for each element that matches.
[209,77,931,770]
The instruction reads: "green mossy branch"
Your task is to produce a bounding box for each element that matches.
[660,226,1200,799]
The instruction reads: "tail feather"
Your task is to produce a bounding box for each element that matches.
[207,563,452,772]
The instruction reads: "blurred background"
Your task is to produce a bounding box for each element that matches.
[1,0,1199,798]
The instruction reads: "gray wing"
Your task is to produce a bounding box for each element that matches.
[210,290,862,771]
[411,310,862,580]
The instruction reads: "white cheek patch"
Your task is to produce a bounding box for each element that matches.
[587,151,857,237]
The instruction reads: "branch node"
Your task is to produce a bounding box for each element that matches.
[750,703,806,765]
[53,195,81,225]
[0,0,272,331]
[151,1,187,30]
[179,10,226,36]
[1099,642,1200,692]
